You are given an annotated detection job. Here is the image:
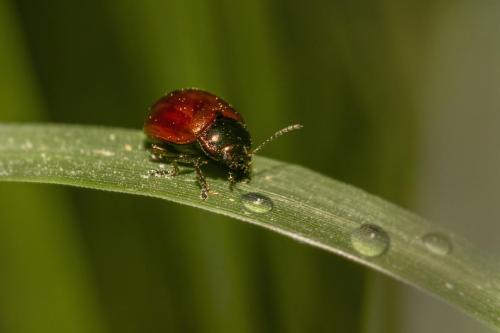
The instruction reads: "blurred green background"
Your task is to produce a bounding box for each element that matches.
[1,0,499,332]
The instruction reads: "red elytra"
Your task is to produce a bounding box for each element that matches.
[144,89,244,144]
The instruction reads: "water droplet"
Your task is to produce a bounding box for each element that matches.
[241,193,273,213]
[20,140,33,150]
[93,149,115,157]
[422,233,452,255]
[351,224,390,258]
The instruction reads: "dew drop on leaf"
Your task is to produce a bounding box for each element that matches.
[422,232,452,255]
[241,192,273,213]
[351,224,390,258]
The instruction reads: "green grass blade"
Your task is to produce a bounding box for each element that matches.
[1,123,499,331]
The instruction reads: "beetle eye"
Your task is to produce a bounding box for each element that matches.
[222,146,233,161]
[210,133,220,142]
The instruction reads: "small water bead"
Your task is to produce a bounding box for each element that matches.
[241,193,273,213]
[351,224,390,258]
[422,233,452,255]
[92,149,115,157]
[20,140,33,150]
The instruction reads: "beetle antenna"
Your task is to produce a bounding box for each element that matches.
[252,124,303,154]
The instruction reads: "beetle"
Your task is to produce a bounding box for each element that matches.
[144,88,302,200]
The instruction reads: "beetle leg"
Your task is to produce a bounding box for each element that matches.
[165,155,210,200]
[148,144,210,199]
[149,144,164,161]
[228,171,237,191]
[170,160,180,176]
[149,144,174,161]
[192,158,209,200]
[148,144,183,176]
